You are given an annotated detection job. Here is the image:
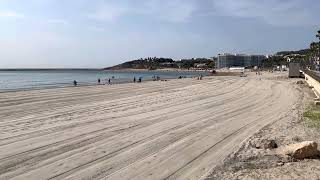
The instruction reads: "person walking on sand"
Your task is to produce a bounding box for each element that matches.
[73,80,77,86]
[108,78,111,85]
[98,78,101,84]
[133,77,136,83]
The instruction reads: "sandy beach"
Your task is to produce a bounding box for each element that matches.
[0,72,300,180]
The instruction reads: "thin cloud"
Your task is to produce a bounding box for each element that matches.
[211,0,318,26]
[145,0,197,23]
[88,26,106,32]
[47,19,69,25]
[0,11,24,18]
[87,3,128,22]
[87,0,197,23]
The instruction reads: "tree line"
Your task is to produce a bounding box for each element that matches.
[106,57,216,70]
[263,30,320,69]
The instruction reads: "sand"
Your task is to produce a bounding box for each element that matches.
[0,72,300,180]
[207,75,320,180]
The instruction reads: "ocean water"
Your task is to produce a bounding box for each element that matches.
[0,70,207,92]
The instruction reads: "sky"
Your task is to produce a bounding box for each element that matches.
[0,0,319,68]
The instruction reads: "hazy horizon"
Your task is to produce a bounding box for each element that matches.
[0,0,319,68]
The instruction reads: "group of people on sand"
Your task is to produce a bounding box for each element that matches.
[152,76,160,81]
[73,74,200,87]
[73,77,112,87]
[133,76,142,83]
[97,78,112,85]
[178,76,188,79]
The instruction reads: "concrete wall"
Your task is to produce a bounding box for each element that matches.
[304,72,320,98]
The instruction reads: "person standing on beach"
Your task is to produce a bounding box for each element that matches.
[108,78,111,85]
[98,78,101,84]
[133,77,136,83]
[73,80,77,86]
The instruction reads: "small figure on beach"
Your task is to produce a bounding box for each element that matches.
[98,78,101,84]
[138,77,142,83]
[133,77,136,83]
[108,78,111,85]
[73,80,78,86]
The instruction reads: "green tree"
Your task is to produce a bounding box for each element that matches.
[316,30,320,57]
[307,30,320,70]
[262,56,287,68]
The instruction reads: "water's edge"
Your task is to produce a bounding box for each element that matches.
[0,70,207,93]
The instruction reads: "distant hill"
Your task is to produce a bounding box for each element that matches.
[262,48,311,68]
[105,57,215,70]
[276,49,310,56]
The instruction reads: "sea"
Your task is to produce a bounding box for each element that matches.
[0,69,208,92]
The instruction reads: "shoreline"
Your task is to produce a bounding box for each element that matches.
[0,68,212,72]
[103,68,212,72]
[0,70,209,93]
[0,75,202,94]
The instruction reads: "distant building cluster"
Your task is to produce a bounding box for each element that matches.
[216,53,266,69]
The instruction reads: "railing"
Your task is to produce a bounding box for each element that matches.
[303,69,320,82]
